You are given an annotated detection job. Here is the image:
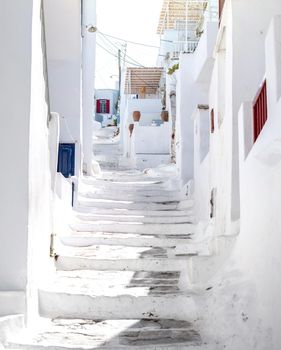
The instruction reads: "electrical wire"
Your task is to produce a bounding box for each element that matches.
[96,42,143,67]
[98,33,145,68]
[98,31,160,49]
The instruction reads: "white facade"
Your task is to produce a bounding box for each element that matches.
[44,0,82,176]
[44,0,97,176]
[82,0,97,175]
[0,0,53,320]
[120,94,172,168]
[0,0,96,327]
[177,1,281,347]
[95,89,119,116]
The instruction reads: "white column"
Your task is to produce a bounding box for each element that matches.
[82,0,97,175]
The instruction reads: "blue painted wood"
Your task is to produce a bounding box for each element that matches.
[57,143,75,178]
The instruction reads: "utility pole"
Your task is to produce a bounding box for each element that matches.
[117,49,121,114]
[118,49,121,95]
[122,43,127,69]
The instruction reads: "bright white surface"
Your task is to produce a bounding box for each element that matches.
[95,89,119,115]
[44,0,82,175]
[0,0,31,292]
[95,0,162,89]
[193,108,210,222]
[133,123,170,154]
[127,99,163,124]
[82,0,97,174]
[235,15,281,349]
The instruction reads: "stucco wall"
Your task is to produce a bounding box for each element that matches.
[44,0,82,175]
[0,1,32,297]
[236,16,281,348]
[95,89,119,115]
[193,108,210,222]
[82,0,97,175]
[0,0,53,318]
[176,21,217,186]
[27,0,53,322]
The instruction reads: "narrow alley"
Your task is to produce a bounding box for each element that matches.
[5,134,208,349]
[1,0,281,349]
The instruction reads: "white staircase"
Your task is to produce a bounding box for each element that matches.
[5,139,208,349]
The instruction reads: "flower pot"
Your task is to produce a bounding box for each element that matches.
[133,111,141,122]
[161,110,169,122]
[129,123,134,137]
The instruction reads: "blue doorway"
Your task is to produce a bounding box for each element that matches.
[57,143,75,178]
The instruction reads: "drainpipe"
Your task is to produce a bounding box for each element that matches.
[40,0,52,125]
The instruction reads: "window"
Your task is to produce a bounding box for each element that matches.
[253,80,267,142]
[96,99,110,114]
[210,109,215,133]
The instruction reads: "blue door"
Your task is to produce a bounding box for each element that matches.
[57,143,75,178]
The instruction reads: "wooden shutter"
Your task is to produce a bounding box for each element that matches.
[96,99,101,113]
[253,80,267,142]
[106,99,110,114]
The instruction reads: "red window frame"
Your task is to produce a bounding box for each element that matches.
[96,99,110,114]
[210,109,215,133]
[253,80,267,142]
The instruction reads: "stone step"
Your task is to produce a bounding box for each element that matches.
[6,318,201,349]
[69,221,196,235]
[60,232,194,248]
[76,198,193,211]
[78,191,187,203]
[55,245,194,271]
[75,212,195,224]
[81,176,167,188]
[75,206,193,218]
[78,185,183,198]
[38,270,196,320]
[83,174,172,184]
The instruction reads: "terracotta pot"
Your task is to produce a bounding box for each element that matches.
[161,110,169,122]
[129,123,134,137]
[139,86,146,99]
[132,111,141,122]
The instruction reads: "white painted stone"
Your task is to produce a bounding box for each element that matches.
[6,318,201,349]
[60,232,194,248]
[70,222,196,235]
[75,213,195,224]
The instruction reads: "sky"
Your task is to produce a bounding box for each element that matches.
[95,0,163,90]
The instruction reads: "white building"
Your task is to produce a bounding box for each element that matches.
[158,0,281,347]
[44,0,96,176]
[120,67,172,169]
[0,0,96,327]
[3,0,281,348]
[95,89,119,127]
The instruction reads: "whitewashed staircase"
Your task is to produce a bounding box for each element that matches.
[5,140,209,349]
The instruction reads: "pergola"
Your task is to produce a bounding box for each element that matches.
[124,67,164,95]
[157,0,209,35]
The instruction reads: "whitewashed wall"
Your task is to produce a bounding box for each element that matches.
[193,108,210,222]
[176,21,217,187]
[44,0,82,175]
[127,99,163,123]
[236,15,281,349]
[95,89,119,115]
[207,0,281,236]
[82,0,97,175]
[0,0,52,319]
[0,1,32,313]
